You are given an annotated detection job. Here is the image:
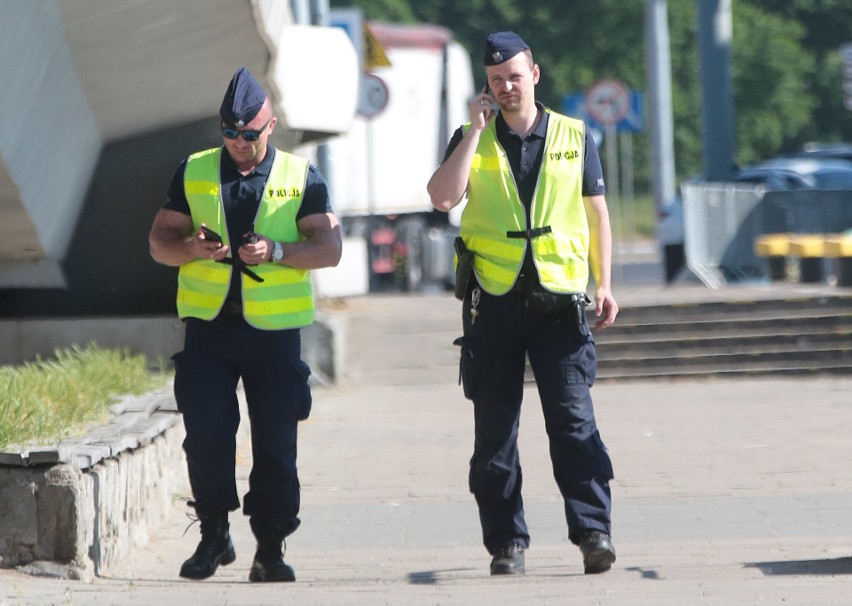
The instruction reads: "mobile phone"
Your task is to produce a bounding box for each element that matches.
[482,84,498,113]
[200,225,223,243]
[243,224,258,245]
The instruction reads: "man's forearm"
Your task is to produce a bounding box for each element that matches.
[275,232,342,270]
[269,213,343,270]
[428,127,483,212]
[584,195,613,290]
[149,229,195,267]
[593,230,612,291]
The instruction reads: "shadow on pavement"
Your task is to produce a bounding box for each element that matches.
[745,557,852,576]
[624,566,662,580]
[406,568,478,585]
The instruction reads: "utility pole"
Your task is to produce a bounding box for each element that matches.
[697,0,736,181]
[645,0,677,212]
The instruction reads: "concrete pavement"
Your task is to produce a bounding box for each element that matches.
[3,286,852,605]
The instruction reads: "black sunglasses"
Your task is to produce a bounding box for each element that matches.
[221,118,272,142]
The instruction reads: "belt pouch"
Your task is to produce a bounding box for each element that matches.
[453,237,474,301]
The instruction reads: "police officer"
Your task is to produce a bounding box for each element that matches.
[427,32,618,576]
[149,67,342,582]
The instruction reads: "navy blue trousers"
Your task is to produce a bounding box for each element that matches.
[458,289,614,554]
[172,314,312,537]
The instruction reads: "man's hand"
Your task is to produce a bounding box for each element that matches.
[195,225,230,261]
[237,233,272,265]
[593,287,619,330]
[468,85,496,130]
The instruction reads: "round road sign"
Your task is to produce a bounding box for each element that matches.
[357,73,389,118]
[586,79,630,125]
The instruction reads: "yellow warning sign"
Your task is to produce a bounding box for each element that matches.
[364,24,391,69]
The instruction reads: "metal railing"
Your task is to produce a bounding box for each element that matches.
[682,183,852,288]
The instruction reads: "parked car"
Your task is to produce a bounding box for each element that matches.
[657,156,852,283]
[790,142,852,163]
[732,157,852,190]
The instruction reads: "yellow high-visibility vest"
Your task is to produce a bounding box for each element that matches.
[460,110,589,295]
[177,147,314,329]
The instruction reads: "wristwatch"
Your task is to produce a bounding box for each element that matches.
[270,241,284,263]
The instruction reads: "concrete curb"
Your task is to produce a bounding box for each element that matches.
[0,391,188,581]
[0,315,335,584]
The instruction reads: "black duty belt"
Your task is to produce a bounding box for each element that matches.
[216,258,264,283]
[506,226,552,240]
[509,276,589,306]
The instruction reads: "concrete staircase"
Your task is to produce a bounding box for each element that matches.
[594,294,852,381]
[337,291,852,385]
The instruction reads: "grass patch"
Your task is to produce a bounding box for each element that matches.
[0,344,169,450]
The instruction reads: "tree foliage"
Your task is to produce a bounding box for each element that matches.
[331,0,852,187]
[731,3,816,165]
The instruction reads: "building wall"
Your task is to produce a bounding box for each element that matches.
[0,1,101,285]
[0,119,221,317]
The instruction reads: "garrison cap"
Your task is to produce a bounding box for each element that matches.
[219,67,266,127]
[483,31,530,66]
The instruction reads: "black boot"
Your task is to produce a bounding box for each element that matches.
[179,509,237,580]
[248,517,296,583]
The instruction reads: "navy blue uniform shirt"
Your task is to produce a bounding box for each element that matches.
[164,145,332,301]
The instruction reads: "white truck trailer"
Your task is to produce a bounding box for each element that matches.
[323,21,475,292]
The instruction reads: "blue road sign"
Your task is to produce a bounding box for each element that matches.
[562,91,644,134]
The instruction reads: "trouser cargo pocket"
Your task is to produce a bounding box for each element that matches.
[453,336,476,400]
[290,360,313,421]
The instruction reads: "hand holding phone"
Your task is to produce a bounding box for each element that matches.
[242,225,259,245]
[469,85,497,125]
[200,225,223,244]
[483,84,498,113]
